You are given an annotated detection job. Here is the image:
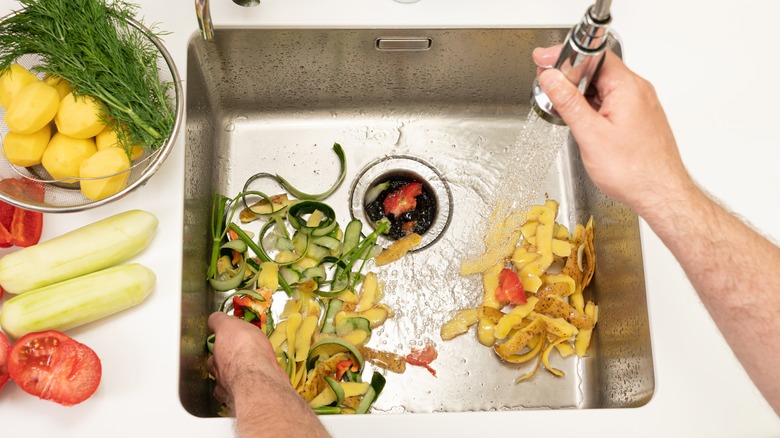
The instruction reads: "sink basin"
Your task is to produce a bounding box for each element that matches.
[180,27,654,417]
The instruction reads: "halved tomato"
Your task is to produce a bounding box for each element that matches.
[0,331,9,390]
[8,331,101,406]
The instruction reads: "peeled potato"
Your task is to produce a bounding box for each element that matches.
[96,125,144,160]
[4,81,60,134]
[41,133,97,183]
[0,64,40,110]
[79,147,131,200]
[44,74,74,101]
[54,92,105,139]
[2,124,52,167]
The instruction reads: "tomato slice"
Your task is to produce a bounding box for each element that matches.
[495,268,527,305]
[0,331,10,390]
[8,331,102,406]
[382,182,423,218]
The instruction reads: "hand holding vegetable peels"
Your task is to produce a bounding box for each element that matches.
[207,312,331,438]
[535,45,780,415]
[205,144,422,425]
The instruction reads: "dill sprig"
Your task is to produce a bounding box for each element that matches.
[0,0,175,151]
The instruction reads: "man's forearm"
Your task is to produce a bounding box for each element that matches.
[233,378,331,438]
[638,180,780,414]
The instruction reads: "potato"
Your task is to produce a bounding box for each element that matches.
[2,124,51,167]
[41,133,97,183]
[54,92,105,139]
[43,74,74,101]
[0,64,40,110]
[78,147,131,200]
[4,81,59,134]
[96,125,144,160]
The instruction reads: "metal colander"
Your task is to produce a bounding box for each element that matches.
[0,14,183,213]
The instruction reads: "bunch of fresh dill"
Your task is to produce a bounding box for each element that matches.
[0,0,176,151]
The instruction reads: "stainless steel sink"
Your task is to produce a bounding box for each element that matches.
[180,27,654,417]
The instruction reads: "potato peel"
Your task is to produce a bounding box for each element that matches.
[447,199,599,383]
[375,233,422,266]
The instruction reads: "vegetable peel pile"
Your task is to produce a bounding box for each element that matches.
[446,199,597,382]
[206,143,427,415]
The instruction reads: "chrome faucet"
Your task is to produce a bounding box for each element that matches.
[195,0,214,41]
[195,0,261,41]
[531,0,613,125]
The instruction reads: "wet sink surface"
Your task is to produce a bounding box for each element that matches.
[180,28,654,416]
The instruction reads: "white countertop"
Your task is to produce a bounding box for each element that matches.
[1,0,779,436]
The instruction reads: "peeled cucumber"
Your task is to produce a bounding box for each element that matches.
[0,209,158,294]
[0,263,156,339]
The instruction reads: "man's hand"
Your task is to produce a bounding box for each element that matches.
[207,312,288,407]
[534,45,780,416]
[207,312,331,437]
[533,46,693,218]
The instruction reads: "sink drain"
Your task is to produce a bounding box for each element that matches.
[349,156,452,252]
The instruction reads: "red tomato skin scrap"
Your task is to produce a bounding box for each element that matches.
[8,331,102,406]
[336,359,359,381]
[405,343,438,377]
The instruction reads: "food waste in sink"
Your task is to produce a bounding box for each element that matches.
[183,27,653,414]
[205,144,438,415]
[205,140,601,414]
[446,199,598,382]
[364,174,437,241]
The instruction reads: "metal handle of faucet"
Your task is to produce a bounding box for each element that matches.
[531,1,612,125]
[195,0,214,41]
[195,0,262,41]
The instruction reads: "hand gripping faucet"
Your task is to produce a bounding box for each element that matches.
[531,0,613,125]
[195,0,260,41]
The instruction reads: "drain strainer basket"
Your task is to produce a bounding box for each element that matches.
[350,155,452,252]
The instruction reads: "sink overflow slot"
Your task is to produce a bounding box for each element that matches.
[375,38,432,51]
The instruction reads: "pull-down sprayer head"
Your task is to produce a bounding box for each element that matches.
[531,0,613,125]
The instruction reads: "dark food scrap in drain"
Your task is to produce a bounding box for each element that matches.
[365,174,436,240]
